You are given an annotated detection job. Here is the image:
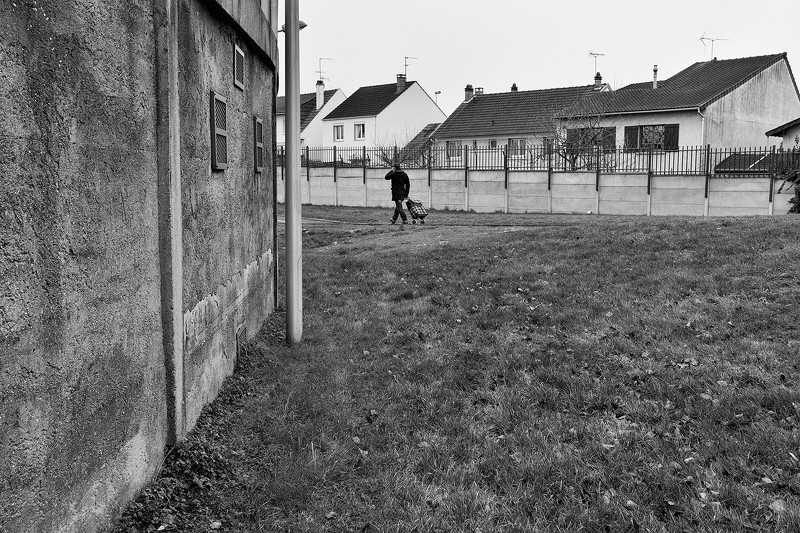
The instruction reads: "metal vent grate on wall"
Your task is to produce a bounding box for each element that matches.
[234,44,245,90]
[254,117,264,172]
[210,91,228,170]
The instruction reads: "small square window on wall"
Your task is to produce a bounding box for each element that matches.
[334,124,344,142]
[234,44,245,90]
[254,116,264,172]
[210,91,228,170]
[354,123,365,141]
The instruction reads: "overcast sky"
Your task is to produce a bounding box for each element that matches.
[277,0,800,116]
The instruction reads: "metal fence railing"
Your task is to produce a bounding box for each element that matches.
[277,145,800,177]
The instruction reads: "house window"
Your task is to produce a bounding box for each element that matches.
[446,140,462,158]
[489,140,497,149]
[624,124,679,151]
[233,44,245,90]
[254,116,264,172]
[566,127,616,149]
[210,91,228,171]
[334,124,344,142]
[354,123,365,141]
[508,138,526,157]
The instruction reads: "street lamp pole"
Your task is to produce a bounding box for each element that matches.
[285,0,303,344]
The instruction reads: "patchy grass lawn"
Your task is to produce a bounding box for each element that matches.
[112,207,800,532]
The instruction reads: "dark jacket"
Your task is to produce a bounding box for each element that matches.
[385,168,410,201]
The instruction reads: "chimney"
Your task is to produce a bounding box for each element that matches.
[315,80,324,110]
[511,83,518,92]
[653,65,658,89]
[594,72,603,90]
[464,84,474,102]
[475,87,484,96]
[396,74,406,94]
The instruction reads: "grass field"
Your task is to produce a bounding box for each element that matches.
[113,206,800,532]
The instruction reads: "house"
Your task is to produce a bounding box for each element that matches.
[766,117,800,150]
[276,80,346,147]
[430,76,610,166]
[559,53,800,149]
[320,74,446,148]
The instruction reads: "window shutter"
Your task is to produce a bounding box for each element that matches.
[234,44,245,90]
[664,124,679,151]
[254,117,264,172]
[624,126,638,151]
[210,91,228,170]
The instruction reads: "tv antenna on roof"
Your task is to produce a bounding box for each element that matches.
[316,57,334,81]
[700,32,729,59]
[404,56,418,77]
[589,50,605,73]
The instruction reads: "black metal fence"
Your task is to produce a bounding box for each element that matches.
[278,145,800,177]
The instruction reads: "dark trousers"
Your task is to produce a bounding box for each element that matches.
[392,200,407,221]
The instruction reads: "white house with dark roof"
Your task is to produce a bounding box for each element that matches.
[432,74,610,159]
[276,80,346,147]
[321,74,446,148]
[766,117,800,150]
[559,53,800,149]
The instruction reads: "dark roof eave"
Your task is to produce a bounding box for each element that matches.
[559,106,702,119]
[766,116,800,136]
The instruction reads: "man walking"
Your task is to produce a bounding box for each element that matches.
[385,163,410,224]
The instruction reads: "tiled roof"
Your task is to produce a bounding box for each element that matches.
[766,116,800,137]
[561,53,790,116]
[399,123,440,160]
[433,85,600,139]
[276,89,339,131]
[323,82,415,120]
[715,149,800,174]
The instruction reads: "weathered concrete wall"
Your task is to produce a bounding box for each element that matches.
[0,2,167,532]
[177,0,277,432]
[279,167,792,216]
[1,0,277,531]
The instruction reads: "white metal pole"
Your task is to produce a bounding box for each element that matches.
[285,0,303,344]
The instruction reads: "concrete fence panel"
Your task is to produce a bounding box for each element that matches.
[650,175,706,216]
[773,179,796,214]
[708,177,770,216]
[599,174,648,215]
[551,172,596,213]
[468,171,506,212]
[508,171,549,213]
[431,170,466,210]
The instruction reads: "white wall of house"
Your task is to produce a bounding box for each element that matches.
[276,89,348,148]
[321,116,378,147]
[321,82,446,148]
[590,110,704,148]
[375,83,447,145]
[779,124,800,149]
[705,59,800,147]
[300,89,347,147]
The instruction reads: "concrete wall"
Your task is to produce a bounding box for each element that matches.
[178,0,276,432]
[278,166,793,216]
[706,59,800,148]
[0,1,277,532]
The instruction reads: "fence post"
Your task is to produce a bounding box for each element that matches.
[428,144,433,209]
[305,146,310,204]
[646,146,653,216]
[768,145,776,215]
[547,143,553,213]
[503,148,509,214]
[362,146,367,207]
[704,144,711,217]
[464,145,469,212]
[333,146,338,206]
[281,146,285,182]
[595,145,601,215]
